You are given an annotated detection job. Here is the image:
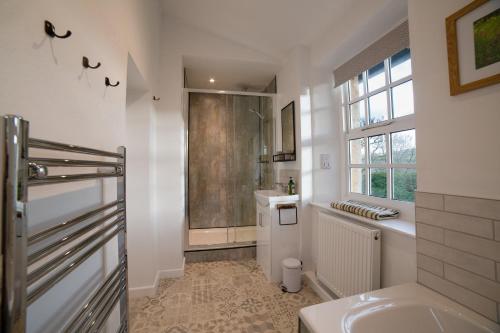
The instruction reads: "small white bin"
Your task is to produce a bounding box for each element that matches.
[282,258,302,293]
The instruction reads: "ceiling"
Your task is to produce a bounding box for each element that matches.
[162,0,397,91]
[161,0,353,60]
[184,56,280,92]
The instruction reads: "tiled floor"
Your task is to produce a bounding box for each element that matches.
[130,259,322,333]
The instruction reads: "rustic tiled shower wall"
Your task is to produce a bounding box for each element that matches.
[189,93,231,228]
[188,93,274,229]
[415,192,500,323]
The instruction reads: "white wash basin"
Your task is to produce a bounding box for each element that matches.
[299,283,500,333]
[254,190,300,205]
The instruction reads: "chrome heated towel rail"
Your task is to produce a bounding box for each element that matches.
[1,115,129,332]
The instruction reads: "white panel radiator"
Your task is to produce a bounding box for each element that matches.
[317,212,381,298]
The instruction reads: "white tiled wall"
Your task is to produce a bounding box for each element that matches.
[415,192,500,323]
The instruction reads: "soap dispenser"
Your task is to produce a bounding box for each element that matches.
[288,177,296,195]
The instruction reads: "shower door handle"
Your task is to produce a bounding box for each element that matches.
[258,213,263,227]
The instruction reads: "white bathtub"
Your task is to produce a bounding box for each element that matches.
[300,283,500,333]
[189,226,256,246]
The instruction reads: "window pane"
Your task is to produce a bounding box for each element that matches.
[392,168,416,202]
[350,168,366,194]
[342,105,347,131]
[392,80,414,118]
[368,62,386,92]
[348,74,365,100]
[349,138,366,164]
[341,85,347,105]
[350,100,366,129]
[370,168,387,198]
[368,91,388,124]
[391,129,416,164]
[390,48,412,82]
[369,135,386,163]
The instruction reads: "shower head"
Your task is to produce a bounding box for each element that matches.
[249,108,264,120]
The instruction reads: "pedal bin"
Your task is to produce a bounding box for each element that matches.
[281,258,302,292]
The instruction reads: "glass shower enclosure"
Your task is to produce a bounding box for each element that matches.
[187,92,274,247]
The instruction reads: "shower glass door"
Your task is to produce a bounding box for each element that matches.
[188,92,273,247]
[229,95,273,243]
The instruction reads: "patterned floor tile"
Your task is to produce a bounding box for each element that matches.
[130,259,322,332]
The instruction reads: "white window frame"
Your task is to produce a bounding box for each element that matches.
[339,55,416,220]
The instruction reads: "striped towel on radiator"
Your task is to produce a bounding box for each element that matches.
[330,200,399,220]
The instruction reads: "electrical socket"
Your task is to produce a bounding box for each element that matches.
[320,154,331,169]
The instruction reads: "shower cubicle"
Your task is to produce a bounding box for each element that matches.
[187,91,274,247]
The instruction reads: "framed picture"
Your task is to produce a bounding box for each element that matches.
[446,0,500,95]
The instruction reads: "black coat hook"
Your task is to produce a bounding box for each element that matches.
[82,56,101,69]
[105,77,119,87]
[44,20,72,39]
[153,96,160,101]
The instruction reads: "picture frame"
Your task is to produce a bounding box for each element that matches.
[446,0,500,95]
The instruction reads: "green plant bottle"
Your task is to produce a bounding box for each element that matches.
[288,177,296,195]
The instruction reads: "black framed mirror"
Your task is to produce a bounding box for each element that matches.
[281,101,295,153]
[273,101,296,162]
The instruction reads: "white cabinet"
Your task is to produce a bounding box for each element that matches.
[256,203,271,279]
[255,190,300,283]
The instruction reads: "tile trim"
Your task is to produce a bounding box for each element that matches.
[443,194,500,221]
[415,206,494,239]
[418,268,498,322]
[415,191,444,210]
[303,271,335,302]
[443,230,500,262]
[416,237,496,280]
[416,253,444,277]
[443,263,500,303]
[416,222,444,243]
[129,257,185,299]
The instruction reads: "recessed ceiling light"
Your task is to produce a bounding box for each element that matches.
[209,78,215,83]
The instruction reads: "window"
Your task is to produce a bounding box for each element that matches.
[342,48,416,203]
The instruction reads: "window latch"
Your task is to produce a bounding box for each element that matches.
[361,120,394,131]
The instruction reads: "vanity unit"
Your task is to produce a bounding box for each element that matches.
[255,190,300,282]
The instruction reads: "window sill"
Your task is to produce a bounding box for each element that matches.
[310,202,416,238]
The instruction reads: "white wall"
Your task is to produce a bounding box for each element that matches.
[0,0,161,329]
[310,68,341,203]
[280,0,417,286]
[274,46,317,270]
[154,15,281,274]
[275,46,309,175]
[0,0,161,147]
[126,87,158,291]
[409,0,500,201]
